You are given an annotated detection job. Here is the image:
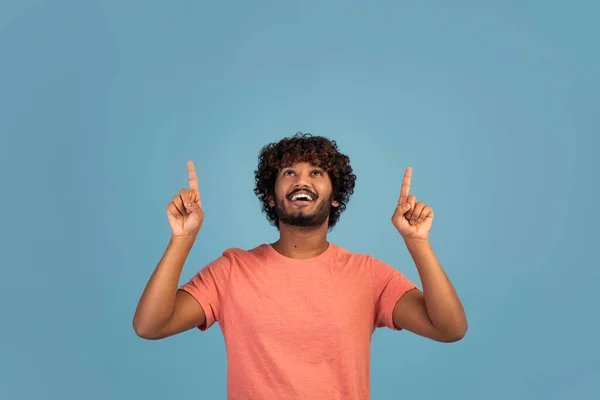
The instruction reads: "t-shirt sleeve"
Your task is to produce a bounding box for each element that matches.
[178,251,233,331]
[371,256,418,331]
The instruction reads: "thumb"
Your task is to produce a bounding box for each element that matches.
[395,202,411,221]
[185,201,204,225]
[184,200,201,213]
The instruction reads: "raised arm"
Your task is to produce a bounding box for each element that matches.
[133,161,207,340]
[391,167,467,342]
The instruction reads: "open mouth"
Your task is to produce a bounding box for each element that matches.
[288,191,316,205]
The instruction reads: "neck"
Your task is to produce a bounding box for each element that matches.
[271,221,330,259]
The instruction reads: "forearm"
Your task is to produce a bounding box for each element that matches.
[405,238,467,337]
[133,235,196,333]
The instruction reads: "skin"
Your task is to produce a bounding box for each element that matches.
[267,162,339,259]
[390,167,467,342]
[133,160,467,343]
[132,161,207,339]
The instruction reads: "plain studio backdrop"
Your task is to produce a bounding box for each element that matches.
[1,1,598,399]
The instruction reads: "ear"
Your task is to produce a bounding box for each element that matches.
[268,195,275,207]
[331,199,339,208]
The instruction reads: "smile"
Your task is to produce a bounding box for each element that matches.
[290,193,314,202]
[287,189,317,204]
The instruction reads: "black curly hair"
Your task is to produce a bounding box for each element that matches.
[253,132,357,231]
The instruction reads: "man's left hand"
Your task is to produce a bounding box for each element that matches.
[392,167,434,241]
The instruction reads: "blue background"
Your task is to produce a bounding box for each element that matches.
[2,1,598,399]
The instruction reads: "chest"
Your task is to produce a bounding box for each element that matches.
[222,263,375,345]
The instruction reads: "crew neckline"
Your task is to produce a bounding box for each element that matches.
[265,242,335,264]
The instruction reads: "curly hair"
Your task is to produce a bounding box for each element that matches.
[253,132,357,231]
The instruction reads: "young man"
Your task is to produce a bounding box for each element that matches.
[133,133,467,399]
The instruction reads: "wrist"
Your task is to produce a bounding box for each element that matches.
[170,234,197,246]
[403,237,431,249]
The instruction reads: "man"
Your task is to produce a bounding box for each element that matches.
[133,133,467,399]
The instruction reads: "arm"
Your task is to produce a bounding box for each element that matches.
[133,160,207,340]
[133,235,206,340]
[393,239,467,342]
[390,166,467,342]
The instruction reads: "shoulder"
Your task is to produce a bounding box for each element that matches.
[328,243,376,267]
[218,243,272,264]
[328,243,399,273]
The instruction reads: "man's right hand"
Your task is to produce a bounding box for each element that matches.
[167,160,205,237]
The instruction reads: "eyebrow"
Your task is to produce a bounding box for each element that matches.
[282,163,323,169]
[279,165,326,176]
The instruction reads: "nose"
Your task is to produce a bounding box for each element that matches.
[293,170,312,188]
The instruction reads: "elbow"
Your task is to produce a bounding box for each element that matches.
[439,321,468,343]
[440,330,466,343]
[133,318,161,340]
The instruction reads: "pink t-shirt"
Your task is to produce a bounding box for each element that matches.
[179,242,417,399]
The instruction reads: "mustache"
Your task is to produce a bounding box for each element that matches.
[287,188,318,200]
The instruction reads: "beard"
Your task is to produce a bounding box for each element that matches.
[274,192,333,228]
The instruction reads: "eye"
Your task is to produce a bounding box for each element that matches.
[312,170,323,176]
[283,170,295,176]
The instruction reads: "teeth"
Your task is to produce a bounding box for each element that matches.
[291,193,313,201]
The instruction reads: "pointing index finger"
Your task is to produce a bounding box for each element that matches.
[186,160,202,206]
[398,166,412,205]
[187,160,199,192]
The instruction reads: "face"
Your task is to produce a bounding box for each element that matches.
[269,162,339,228]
